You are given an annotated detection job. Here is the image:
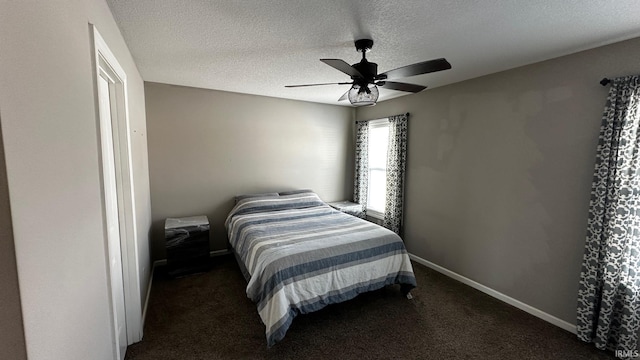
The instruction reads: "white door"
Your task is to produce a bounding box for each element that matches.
[98,72,128,360]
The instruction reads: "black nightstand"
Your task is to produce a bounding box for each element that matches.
[165,216,210,277]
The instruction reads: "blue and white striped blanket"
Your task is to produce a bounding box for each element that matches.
[225,192,417,346]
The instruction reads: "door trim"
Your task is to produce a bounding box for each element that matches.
[91,25,143,348]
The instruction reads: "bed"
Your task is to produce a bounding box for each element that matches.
[225,191,417,347]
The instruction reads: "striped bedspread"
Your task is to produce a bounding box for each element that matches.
[225,192,417,346]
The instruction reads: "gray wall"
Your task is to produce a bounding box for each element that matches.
[357,36,640,325]
[0,0,152,358]
[145,82,355,260]
[0,116,26,360]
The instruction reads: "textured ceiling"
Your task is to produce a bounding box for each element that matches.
[107,0,640,106]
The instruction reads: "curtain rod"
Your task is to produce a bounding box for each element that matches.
[356,113,410,122]
[600,78,611,86]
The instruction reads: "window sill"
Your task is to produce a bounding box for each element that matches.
[366,209,384,220]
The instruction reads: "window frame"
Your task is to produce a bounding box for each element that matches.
[366,118,390,219]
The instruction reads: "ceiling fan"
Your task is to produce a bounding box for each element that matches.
[285,39,451,106]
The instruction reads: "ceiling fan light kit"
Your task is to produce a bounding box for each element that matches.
[348,83,379,106]
[285,39,451,106]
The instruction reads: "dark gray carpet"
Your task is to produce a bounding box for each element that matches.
[125,255,613,359]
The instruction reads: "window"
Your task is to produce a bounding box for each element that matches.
[366,119,389,218]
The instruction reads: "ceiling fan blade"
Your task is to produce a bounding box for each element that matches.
[285,82,352,88]
[378,81,427,93]
[378,58,451,80]
[338,89,350,101]
[320,59,364,78]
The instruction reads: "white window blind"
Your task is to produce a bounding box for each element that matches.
[367,119,389,218]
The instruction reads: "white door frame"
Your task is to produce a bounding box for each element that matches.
[97,67,127,360]
[91,25,143,349]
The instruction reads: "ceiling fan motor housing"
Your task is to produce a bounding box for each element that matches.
[352,61,378,82]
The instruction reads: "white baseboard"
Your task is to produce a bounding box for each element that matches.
[408,253,577,334]
[141,249,232,327]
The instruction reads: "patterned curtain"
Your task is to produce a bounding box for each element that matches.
[577,75,640,353]
[353,120,369,217]
[383,113,408,235]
